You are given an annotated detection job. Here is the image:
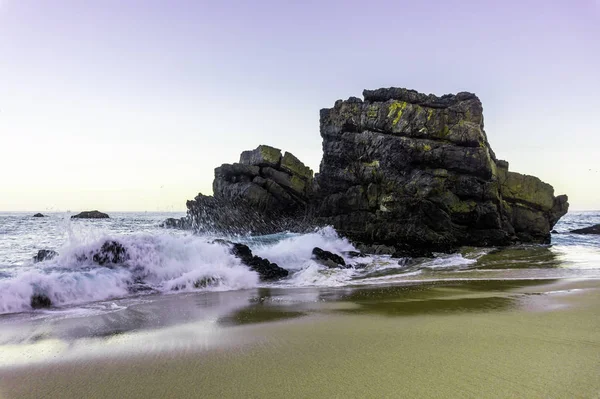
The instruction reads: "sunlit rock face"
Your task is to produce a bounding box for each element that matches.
[314,87,568,251]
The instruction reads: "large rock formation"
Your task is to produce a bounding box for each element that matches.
[186,145,314,235]
[183,87,568,252]
[314,88,568,250]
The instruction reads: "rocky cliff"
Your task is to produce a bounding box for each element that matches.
[315,88,568,250]
[186,145,314,235]
[184,87,568,252]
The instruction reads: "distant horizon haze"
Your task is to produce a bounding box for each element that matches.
[1,0,599,211]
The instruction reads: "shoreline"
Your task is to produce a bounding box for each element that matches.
[1,277,600,398]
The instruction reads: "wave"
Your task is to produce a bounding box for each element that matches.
[0,233,258,314]
[0,227,482,315]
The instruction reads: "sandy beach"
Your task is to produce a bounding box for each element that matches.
[1,278,599,398]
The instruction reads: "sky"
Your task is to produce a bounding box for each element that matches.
[0,0,599,212]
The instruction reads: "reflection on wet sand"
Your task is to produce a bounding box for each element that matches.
[0,277,566,348]
[472,245,561,269]
[1,278,599,399]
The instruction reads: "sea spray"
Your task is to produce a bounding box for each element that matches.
[0,233,260,314]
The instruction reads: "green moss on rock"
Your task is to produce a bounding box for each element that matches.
[240,145,282,167]
[388,101,408,126]
[501,171,555,211]
[281,152,313,180]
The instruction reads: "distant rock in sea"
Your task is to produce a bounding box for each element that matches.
[570,224,600,235]
[71,210,110,219]
[32,213,45,217]
[182,86,569,253]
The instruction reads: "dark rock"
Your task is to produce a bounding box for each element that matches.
[570,224,600,235]
[230,243,288,280]
[31,294,52,309]
[239,145,282,167]
[231,243,254,260]
[33,249,58,263]
[71,210,109,219]
[186,145,314,235]
[91,241,128,265]
[33,213,45,217]
[179,86,569,253]
[312,247,346,268]
[314,87,568,250]
[161,217,190,229]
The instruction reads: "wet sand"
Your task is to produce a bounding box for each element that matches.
[1,278,600,398]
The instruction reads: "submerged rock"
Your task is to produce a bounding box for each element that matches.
[312,247,347,269]
[314,87,568,250]
[76,240,129,266]
[33,249,58,263]
[30,294,52,309]
[570,224,600,235]
[92,241,128,265]
[32,213,45,217]
[71,210,109,219]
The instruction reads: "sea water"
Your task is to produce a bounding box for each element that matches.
[0,211,599,315]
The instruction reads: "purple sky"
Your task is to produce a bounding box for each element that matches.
[1,0,599,211]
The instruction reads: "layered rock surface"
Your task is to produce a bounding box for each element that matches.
[186,145,314,235]
[314,88,568,249]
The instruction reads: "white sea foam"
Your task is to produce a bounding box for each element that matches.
[0,233,259,314]
[0,224,496,315]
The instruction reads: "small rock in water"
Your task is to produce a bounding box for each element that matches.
[92,240,128,265]
[193,276,221,288]
[30,294,52,309]
[33,213,45,217]
[312,247,346,269]
[71,210,109,219]
[570,224,600,235]
[33,249,58,263]
[230,243,288,280]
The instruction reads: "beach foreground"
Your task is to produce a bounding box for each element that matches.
[1,278,599,398]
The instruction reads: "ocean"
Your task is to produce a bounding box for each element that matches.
[0,211,599,316]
